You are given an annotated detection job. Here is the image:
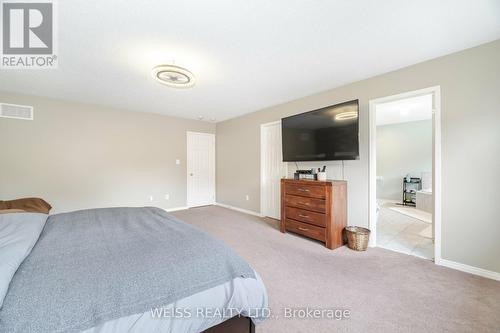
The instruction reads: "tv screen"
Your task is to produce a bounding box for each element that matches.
[281,100,359,161]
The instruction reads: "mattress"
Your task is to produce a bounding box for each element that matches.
[84,271,267,333]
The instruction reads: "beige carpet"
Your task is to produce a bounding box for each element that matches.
[173,206,500,333]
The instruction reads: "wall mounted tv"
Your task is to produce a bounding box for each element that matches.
[281,99,359,162]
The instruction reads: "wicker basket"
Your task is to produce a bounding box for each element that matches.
[345,226,370,251]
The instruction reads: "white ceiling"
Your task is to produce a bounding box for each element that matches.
[1,1,500,122]
[376,94,433,126]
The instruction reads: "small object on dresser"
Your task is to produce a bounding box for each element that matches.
[294,169,316,180]
[345,226,370,251]
[317,171,327,181]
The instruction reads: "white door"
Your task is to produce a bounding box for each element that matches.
[187,132,215,207]
[261,121,287,219]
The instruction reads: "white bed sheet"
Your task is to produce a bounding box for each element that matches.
[83,271,268,333]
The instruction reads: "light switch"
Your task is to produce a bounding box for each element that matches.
[175,159,180,165]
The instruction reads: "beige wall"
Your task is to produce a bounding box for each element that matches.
[0,92,215,213]
[216,39,500,273]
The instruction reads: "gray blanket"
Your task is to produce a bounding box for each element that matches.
[0,207,255,333]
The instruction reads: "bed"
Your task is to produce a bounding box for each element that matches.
[0,207,268,333]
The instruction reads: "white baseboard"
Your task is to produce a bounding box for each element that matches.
[439,258,500,281]
[215,202,263,217]
[164,206,189,212]
[376,246,499,281]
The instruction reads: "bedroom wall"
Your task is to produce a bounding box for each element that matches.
[0,92,215,213]
[216,39,500,274]
[376,120,432,201]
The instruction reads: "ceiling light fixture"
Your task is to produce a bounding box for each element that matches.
[152,65,195,88]
[335,111,358,121]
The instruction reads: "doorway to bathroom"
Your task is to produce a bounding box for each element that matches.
[369,87,441,262]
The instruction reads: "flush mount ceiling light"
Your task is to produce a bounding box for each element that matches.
[335,111,358,121]
[152,65,195,88]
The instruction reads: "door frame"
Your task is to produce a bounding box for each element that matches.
[368,86,442,264]
[186,131,216,208]
[260,120,287,218]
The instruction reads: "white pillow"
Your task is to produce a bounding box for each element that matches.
[0,212,47,308]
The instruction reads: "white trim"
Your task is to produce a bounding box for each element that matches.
[260,120,287,218]
[368,86,442,265]
[368,99,378,247]
[439,259,500,281]
[215,202,264,217]
[164,206,189,212]
[185,202,216,210]
[432,88,442,264]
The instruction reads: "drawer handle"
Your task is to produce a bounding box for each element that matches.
[297,188,310,192]
[298,227,309,231]
[298,202,310,206]
[298,214,309,218]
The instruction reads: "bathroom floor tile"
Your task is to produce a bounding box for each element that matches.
[376,200,434,260]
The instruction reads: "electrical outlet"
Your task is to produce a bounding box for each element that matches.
[175,159,180,165]
[245,195,250,201]
[165,194,170,200]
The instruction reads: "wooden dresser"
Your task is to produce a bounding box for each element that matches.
[280,179,347,250]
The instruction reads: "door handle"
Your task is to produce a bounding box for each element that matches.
[298,227,309,231]
[297,188,310,192]
[298,214,309,218]
[298,202,310,206]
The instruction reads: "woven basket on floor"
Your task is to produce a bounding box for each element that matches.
[345,226,370,251]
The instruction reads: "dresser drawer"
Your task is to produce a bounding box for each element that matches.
[285,206,326,227]
[285,183,326,199]
[284,194,326,213]
[285,219,325,242]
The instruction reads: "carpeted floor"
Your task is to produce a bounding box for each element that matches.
[172,206,500,333]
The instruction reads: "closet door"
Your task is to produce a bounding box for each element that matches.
[261,121,287,219]
[187,132,215,207]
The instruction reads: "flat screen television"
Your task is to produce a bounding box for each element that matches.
[281,99,359,161]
